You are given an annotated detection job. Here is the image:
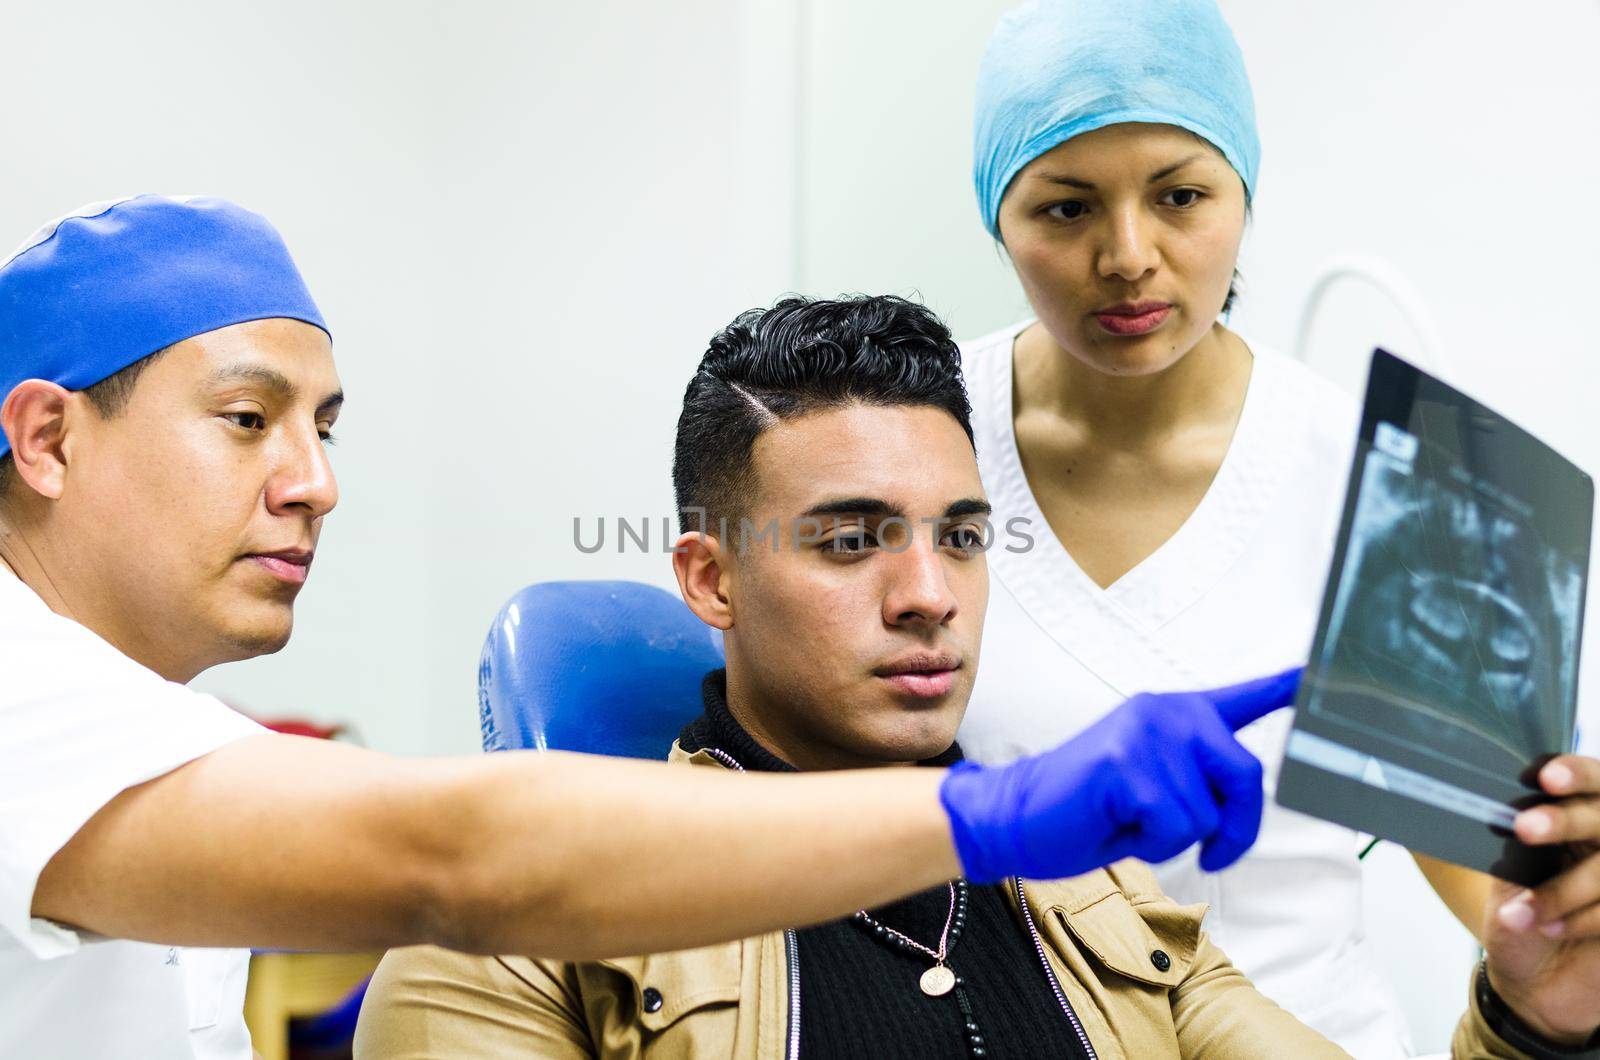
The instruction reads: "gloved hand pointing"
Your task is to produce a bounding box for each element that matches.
[939,669,1299,883]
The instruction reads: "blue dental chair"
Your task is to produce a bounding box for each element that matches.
[477,579,726,757]
[345,581,722,1049]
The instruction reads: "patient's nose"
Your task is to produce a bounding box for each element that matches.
[882,539,958,628]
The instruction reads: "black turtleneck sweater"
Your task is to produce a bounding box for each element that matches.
[678,670,1093,1060]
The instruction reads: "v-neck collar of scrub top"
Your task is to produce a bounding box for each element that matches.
[973,319,1303,698]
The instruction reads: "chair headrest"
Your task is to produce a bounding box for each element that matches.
[478,580,725,759]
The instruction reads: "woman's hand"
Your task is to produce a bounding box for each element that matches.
[1484,754,1600,1044]
[1497,756,1600,940]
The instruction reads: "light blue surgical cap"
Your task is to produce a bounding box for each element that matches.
[0,195,328,458]
[973,0,1260,239]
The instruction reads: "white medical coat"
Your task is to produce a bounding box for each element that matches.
[0,566,263,1059]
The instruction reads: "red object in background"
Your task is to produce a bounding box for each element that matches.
[257,718,347,740]
[217,697,358,744]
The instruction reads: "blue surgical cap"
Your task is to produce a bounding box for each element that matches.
[973,0,1261,239]
[0,194,329,458]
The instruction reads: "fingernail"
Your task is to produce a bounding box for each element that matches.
[1524,814,1553,839]
[1545,763,1574,791]
[1500,899,1536,932]
[1540,919,1566,939]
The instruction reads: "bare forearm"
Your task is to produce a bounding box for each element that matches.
[433,750,959,958]
[35,736,457,951]
[1414,851,1493,942]
[35,735,961,957]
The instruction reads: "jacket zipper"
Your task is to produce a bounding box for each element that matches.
[698,748,802,1058]
[1015,877,1097,1060]
[783,927,801,1060]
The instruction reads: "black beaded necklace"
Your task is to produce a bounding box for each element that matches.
[849,879,993,1058]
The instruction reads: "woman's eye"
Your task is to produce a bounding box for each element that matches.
[1163,188,1203,208]
[223,411,266,431]
[1044,200,1087,221]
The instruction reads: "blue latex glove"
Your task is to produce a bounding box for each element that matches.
[940,669,1300,882]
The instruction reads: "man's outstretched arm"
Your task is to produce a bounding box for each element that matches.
[34,733,956,959]
[33,669,1302,960]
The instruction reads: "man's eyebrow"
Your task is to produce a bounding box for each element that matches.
[208,362,343,414]
[799,497,904,520]
[1038,153,1207,190]
[942,498,992,520]
[796,497,990,521]
[208,363,297,400]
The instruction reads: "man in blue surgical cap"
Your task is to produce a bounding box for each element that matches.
[0,196,1316,1057]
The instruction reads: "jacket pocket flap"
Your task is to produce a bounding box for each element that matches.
[599,941,744,1032]
[1058,890,1199,989]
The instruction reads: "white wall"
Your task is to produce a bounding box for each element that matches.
[791,0,1600,1049]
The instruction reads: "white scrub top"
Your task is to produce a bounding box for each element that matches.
[959,320,1413,1058]
[0,566,264,1059]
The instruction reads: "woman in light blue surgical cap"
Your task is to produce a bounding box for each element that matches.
[954,2,1454,1055]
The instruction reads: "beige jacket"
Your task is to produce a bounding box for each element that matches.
[356,746,1532,1059]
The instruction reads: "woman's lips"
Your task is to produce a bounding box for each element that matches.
[879,670,958,698]
[1094,305,1172,336]
[250,554,310,585]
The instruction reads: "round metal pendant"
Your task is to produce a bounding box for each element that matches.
[919,965,956,997]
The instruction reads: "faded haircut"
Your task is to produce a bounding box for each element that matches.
[672,294,973,539]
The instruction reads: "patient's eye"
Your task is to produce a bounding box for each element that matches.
[942,524,987,553]
[829,525,877,553]
[817,515,876,554]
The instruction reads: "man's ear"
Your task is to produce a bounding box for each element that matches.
[672,530,734,631]
[0,380,73,501]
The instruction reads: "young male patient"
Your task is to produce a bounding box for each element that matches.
[356,296,1600,1058]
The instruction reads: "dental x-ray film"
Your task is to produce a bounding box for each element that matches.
[1277,350,1592,885]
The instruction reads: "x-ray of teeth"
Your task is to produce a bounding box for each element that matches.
[1324,453,1582,778]
[1279,350,1592,885]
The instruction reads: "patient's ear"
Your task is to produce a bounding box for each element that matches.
[673,531,734,630]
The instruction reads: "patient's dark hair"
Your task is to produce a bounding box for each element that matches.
[0,348,167,506]
[674,294,973,537]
